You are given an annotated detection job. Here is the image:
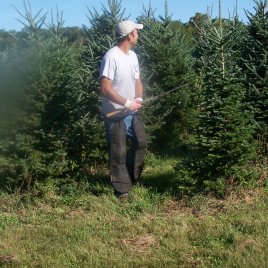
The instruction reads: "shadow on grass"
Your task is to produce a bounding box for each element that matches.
[85,169,179,197]
[143,171,179,196]
[85,171,112,196]
[84,146,186,197]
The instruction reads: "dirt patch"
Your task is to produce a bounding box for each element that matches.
[0,254,19,265]
[161,188,267,218]
[162,199,192,215]
[119,235,157,253]
[225,188,266,205]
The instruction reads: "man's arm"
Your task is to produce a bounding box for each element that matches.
[135,78,143,99]
[99,76,126,106]
[100,76,142,114]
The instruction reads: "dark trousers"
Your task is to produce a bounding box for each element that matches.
[105,114,147,194]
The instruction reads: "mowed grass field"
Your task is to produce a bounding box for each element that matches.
[0,155,267,268]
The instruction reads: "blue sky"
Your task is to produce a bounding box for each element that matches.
[0,0,256,31]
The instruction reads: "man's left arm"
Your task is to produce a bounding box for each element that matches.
[135,78,143,100]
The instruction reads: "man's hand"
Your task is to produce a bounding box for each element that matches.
[124,99,142,112]
[134,97,143,104]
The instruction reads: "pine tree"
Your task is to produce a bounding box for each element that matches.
[137,1,196,148]
[243,0,268,156]
[0,2,53,189]
[0,3,105,189]
[176,9,256,195]
[83,0,126,59]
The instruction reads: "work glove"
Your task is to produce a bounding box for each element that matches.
[124,99,142,112]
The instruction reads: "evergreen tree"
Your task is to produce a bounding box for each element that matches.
[137,2,196,148]
[176,13,257,195]
[0,3,104,189]
[83,0,127,59]
[43,7,105,170]
[243,0,268,156]
[0,2,52,189]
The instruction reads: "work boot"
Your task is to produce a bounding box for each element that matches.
[117,193,129,203]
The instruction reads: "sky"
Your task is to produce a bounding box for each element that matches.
[0,0,256,31]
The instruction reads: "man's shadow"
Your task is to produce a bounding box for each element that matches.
[86,159,179,197]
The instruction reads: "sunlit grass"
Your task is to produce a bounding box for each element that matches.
[0,155,267,267]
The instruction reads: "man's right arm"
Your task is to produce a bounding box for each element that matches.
[99,76,126,106]
[99,77,141,111]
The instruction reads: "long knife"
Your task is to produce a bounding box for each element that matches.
[106,83,187,118]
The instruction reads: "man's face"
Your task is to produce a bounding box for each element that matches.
[129,29,139,46]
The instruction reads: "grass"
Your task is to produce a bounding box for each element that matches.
[0,154,267,268]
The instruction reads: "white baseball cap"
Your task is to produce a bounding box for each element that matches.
[115,20,143,38]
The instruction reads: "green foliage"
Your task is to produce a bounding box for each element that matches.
[137,5,197,148]
[0,30,17,51]
[175,16,257,195]
[83,0,127,59]
[243,0,268,156]
[0,3,105,190]
[0,37,71,188]
[13,0,47,36]
[0,0,266,195]
[186,12,211,39]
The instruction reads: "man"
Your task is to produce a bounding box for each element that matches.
[99,20,147,201]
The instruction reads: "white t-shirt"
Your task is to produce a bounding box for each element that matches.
[100,46,140,115]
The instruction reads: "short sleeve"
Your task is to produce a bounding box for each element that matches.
[100,53,116,80]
